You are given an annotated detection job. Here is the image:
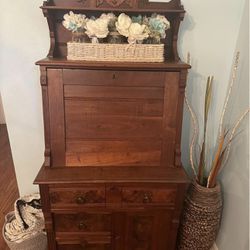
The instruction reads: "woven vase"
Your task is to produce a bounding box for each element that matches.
[177,182,223,250]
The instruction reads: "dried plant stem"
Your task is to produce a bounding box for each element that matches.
[185,93,198,177]
[222,108,250,167]
[207,134,225,188]
[197,76,213,184]
[218,52,240,140]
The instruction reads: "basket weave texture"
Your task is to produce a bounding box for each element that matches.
[177,182,223,250]
[67,42,165,62]
[2,212,47,250]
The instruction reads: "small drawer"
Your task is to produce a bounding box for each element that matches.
[122,186,176,206]
[49,185,105,208]
[57,236,111,250]
[54,213,111,233]
[63,69,165,87]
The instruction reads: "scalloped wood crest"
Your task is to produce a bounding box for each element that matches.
[97,0,134,7]
[45,0,182,9]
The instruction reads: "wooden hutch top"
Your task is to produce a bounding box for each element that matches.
[35,0,190,185]
[39,0,188,63]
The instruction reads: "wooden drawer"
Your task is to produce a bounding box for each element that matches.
[63,69,166,87]
[49,185,105,208]
[121,186,177,206]
[58,243,111,250]
[54,213,111,233]
[57,236,111,250]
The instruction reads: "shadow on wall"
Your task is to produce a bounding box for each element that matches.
[0,92,6,124]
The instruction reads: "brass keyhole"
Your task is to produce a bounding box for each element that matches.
[78,221,87,230]
[76,196,86,204]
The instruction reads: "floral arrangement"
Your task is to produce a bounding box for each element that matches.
[62,11,170,44]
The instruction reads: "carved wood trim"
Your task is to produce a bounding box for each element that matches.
[40,67,51,167]
[39,185,57,250]
[174,69,188,167]
[97,0,134,8]
[40,67,47,86]
[42,3,55,58]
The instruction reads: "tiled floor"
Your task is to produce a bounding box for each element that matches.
[0,124,19,250]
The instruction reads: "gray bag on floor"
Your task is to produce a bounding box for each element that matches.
[2,194,47,250]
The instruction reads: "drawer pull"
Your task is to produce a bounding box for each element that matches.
[143,193,152,203]
[112,73,116,79]
[76,196,86,204]
[78,221,87,230]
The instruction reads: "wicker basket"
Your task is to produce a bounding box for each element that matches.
[2,212,47,250]
[67,42,165,62]
[177,182,223,250]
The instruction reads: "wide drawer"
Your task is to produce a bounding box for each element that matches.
[63,69,166,87]
[54,213,111,233]
[49,185,105,208]
[121,185,177,206]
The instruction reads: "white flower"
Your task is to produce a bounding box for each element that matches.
[115,13,132,37]
[63,11,87,32]
[85,18,109,39]
[156,14,170,29]
[127,23,149,44]
[100,13,116,22]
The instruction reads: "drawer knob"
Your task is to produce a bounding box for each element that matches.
[143,193,152,203]
[76,196,86,204]
[78,221,87,230]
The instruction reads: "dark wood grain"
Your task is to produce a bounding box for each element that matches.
[34,1,190,249]
[48,69,65,166]
[54,212,111,233]
[65,139,161,167]
[0,125,19,250]
[63,69,166,87]
[34,165,189,184]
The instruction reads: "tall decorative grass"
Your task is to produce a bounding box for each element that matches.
[186,52,249,188]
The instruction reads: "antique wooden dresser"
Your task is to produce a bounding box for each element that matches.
[34,0,190,249]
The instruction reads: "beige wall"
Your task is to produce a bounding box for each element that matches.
[216,1,249,249]
[181,0,249,249]
[0,94,6,124]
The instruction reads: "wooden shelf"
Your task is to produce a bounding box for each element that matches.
[36,57,191,70]
[34,165,190,184]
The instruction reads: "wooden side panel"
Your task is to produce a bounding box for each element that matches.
[161,72,180,167]
[48,69,65,166]
[39,185,57,250]
[174,70,187,167]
